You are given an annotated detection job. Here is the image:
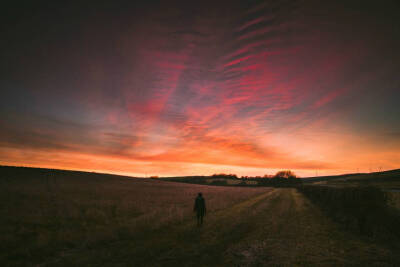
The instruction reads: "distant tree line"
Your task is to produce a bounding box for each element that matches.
[160,170,302,187]
[240,170,302,187]
[211,173,238,179]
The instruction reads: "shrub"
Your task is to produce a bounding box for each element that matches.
[274,170,297,179]
[298,185,400,243]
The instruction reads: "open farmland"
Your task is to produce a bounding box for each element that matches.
[302,169,400,188]
[1,166,400,266]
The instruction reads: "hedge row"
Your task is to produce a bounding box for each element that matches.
[298,185,400,244]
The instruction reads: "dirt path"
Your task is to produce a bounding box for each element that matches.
[47,188,398,266]
[131,188,397,266]
[222,188,397,266]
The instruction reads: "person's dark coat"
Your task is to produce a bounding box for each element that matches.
[194,195,206,216]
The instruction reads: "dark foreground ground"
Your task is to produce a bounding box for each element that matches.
[1,166,399,266]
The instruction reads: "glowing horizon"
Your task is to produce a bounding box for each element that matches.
[1,1,399,177]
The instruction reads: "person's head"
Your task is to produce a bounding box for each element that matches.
[198,192,202,197]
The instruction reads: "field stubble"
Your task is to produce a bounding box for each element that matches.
[1,167,400,266]
[0,168,268,266]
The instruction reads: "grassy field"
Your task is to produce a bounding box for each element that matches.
[303,169,400,189]
[1,166,400,266]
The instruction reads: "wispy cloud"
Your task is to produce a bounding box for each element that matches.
[1,0,399,176]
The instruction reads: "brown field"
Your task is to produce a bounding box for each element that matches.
[1,166,399,266]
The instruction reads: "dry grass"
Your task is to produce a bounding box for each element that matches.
[0,167,269,266]
[1,167,399,266]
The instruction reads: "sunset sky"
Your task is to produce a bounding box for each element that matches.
[1,0,399,177]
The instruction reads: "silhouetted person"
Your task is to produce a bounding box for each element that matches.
[194,192,206,226]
